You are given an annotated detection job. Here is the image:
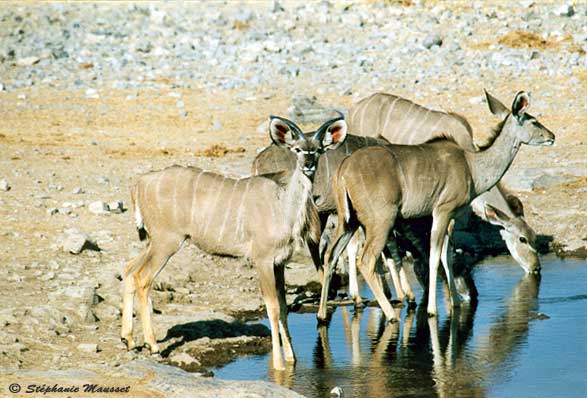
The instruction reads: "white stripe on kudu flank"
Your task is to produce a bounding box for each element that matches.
[191,170,204,226]
[172,171,180,226]
[218,179,239,242]
[360,94,378,134]
[202,178,226,236]
[235,178,251,240]
[408,109,432,144]
[381,97,401,134]
[155,173,165,219]
[397,102,419,143]
[375,99,387,135]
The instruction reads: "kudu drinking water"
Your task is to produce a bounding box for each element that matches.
[318,91,554,321]
[254,91,542,310]
[120,115,347,370]
[346,91,542,302]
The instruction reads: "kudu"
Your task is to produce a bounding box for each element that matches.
[120,115,347,370]
[346,91,542,304]
[254,91,542,311]
[318,91,554,321]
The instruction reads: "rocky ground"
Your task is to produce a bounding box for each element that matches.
[0,1,585,397]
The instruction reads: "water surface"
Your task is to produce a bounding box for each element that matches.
[215,255,587,398]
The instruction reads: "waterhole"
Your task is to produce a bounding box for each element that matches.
[214,255,587,398]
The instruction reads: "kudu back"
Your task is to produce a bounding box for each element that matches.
[121,115,347,370]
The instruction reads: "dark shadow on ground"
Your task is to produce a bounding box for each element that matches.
[160,319,270,357]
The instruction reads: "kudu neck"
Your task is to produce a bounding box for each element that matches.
[282,164,313,231]
[466,116,522,196]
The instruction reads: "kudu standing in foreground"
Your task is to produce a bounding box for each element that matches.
[120,116,347,370]
[318,91,554,321]
[346,91,542,304]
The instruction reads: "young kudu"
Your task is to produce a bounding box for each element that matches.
[120,116,347,370]
[318,91,554,321]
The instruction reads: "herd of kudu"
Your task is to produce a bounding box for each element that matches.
[120,89,555,370]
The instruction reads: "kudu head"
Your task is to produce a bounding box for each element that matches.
[269,115,348,180]
[485,204,541,274]
[484,89,555,146]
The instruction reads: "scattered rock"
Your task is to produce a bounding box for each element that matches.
[88,201,110,215]
[72,187,84,194]
[554,4,574,17]
[16,56,40,66]
[61,231,99,254]
[212,120,223,130]
[107,200,124,214]
[287,96,343,124]
[169,352,200,368]
[0,179,10,191]
[85,88,99,99]
[77,343,100,353]
[423,33,442,49]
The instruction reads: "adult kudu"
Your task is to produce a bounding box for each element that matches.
[120,115,347,370]
[350,92,541,272]
[342,90,543,304]
[318,91,554,321]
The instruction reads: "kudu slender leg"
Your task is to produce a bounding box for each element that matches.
[257,259,285,370]
[134,237,183,353]
[427,213,452,317]
[383,240,405,302]
[318,221,358,322]
[441,234,461,309]
[358,219,399,322]
[275,263,295,364]
[347,231,362,304]
[121,250,148,350]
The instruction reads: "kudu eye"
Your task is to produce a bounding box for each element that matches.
[293,147,301,153]
[519,237,528,244]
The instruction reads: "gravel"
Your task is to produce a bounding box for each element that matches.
[0,3,583,95]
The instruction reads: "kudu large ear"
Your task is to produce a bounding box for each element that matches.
[269,116,304,148]
[484,204,511,227]
[505,194,525,217]
[484,89,509,118]
[313,117,347,151]
[511,91,530,119]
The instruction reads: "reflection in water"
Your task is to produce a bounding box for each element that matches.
[214,258,586,398]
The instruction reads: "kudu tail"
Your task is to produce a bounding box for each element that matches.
[131,184,148,241]
[328,176,360,268]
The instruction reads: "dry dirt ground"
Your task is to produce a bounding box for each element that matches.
[0,12,586,391]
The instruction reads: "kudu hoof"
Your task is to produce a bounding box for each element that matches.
[144,343,160,355]
[121,337,136,351]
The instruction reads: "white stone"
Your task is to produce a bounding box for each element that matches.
[0,179,10,191]
[108,201,124,214]
[88,201,109,215]
[85,88,99,99]
[77,343,99,353]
